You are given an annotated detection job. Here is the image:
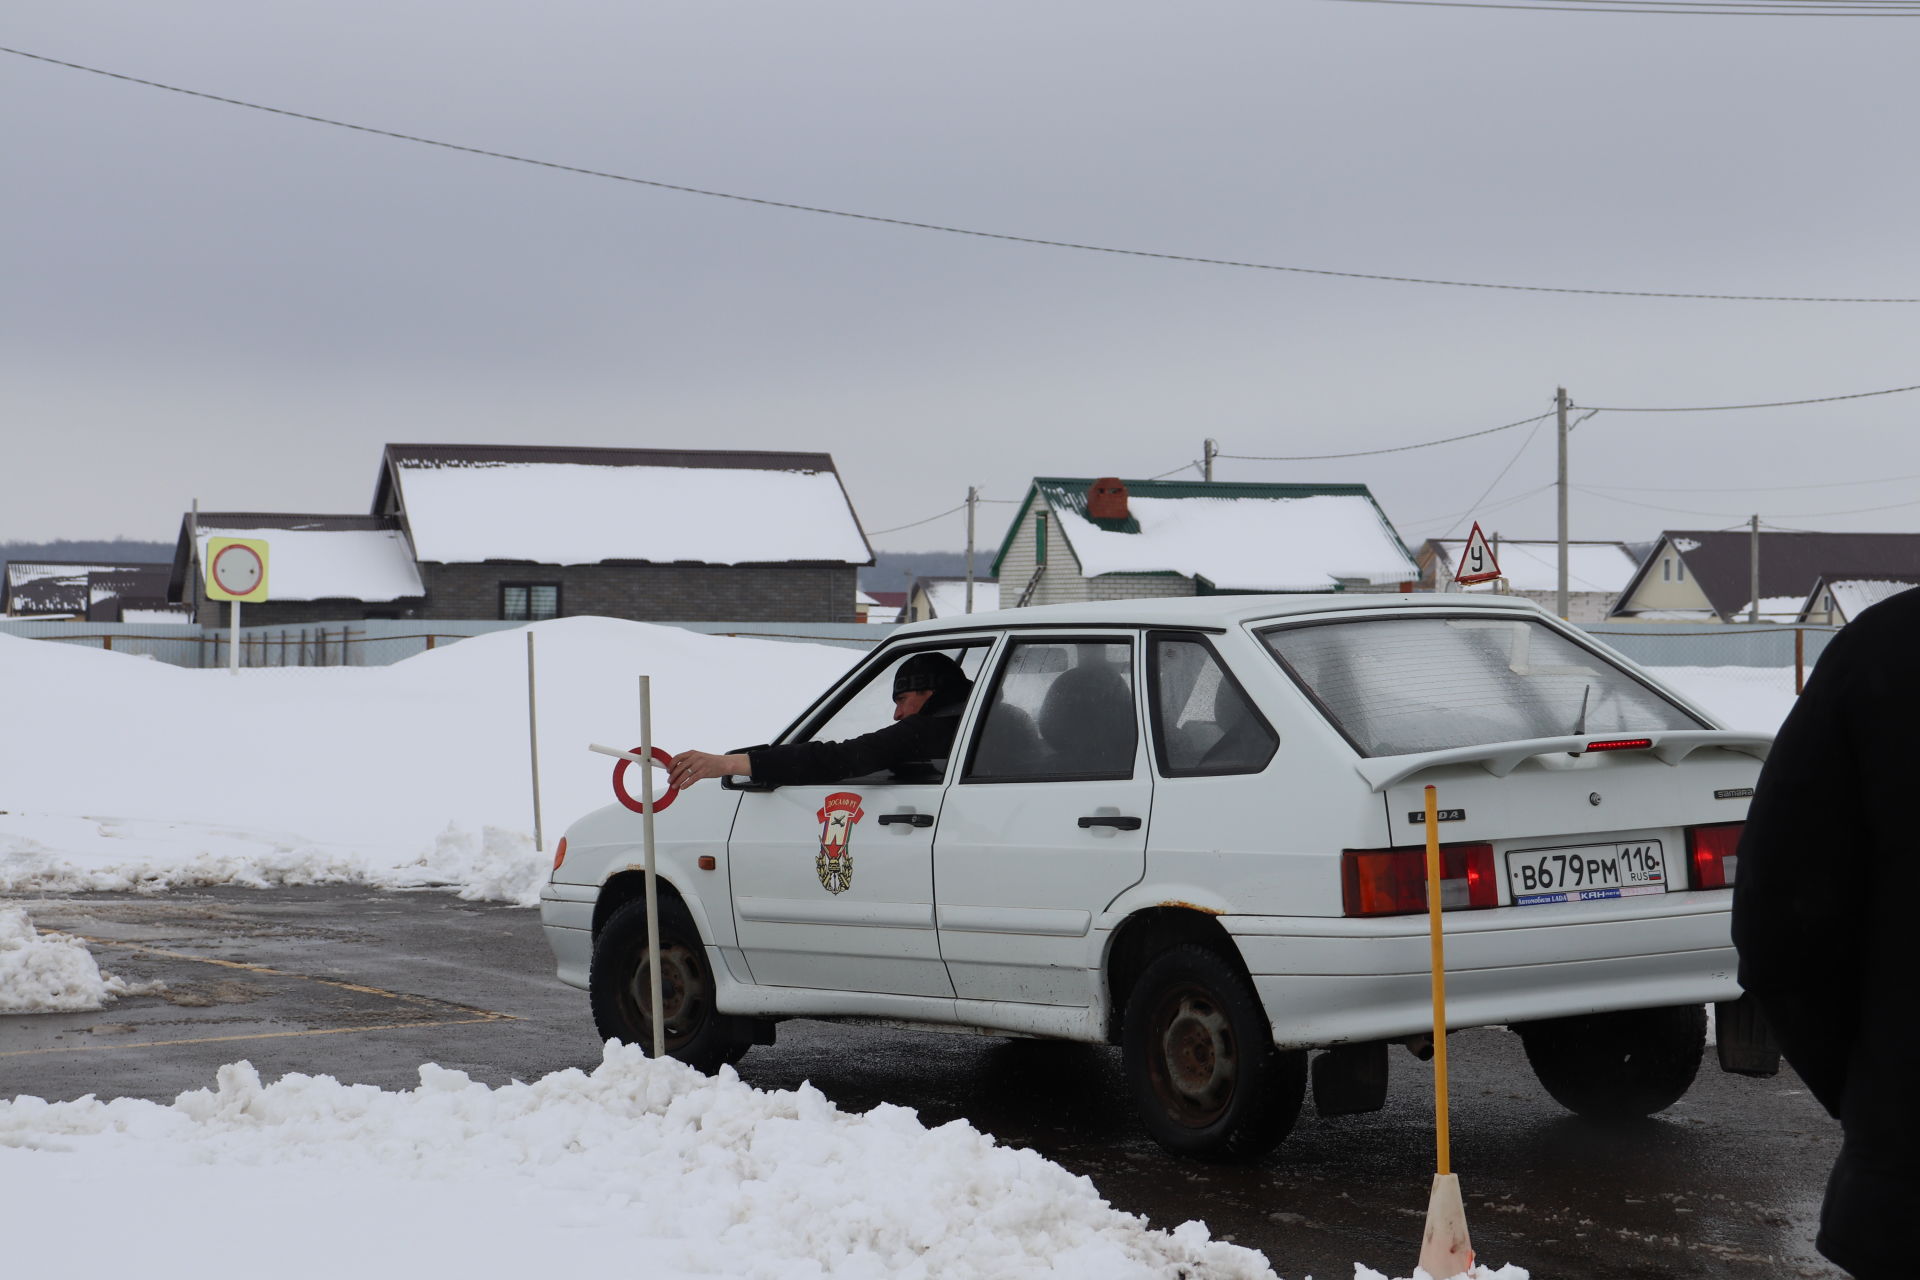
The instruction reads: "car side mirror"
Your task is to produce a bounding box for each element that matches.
[721,746,777,791]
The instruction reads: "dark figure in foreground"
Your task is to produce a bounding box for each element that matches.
[669,652,972,789]
[1733,588,1920,1279]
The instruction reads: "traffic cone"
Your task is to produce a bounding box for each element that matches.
[1417,1171,1474,1279]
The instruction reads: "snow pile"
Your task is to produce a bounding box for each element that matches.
[0,1043,1317,1280]
[0,907,139,1013]
[0,618,857,905]
[1055,495,1417,591]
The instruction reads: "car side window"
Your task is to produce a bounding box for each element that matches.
[964,639,1138,782]
[1147,633,1278,777]
[797,642,991,782]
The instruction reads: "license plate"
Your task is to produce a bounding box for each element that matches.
[1506,840,1667,906]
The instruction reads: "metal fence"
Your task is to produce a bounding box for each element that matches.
[0,614,1831,688]
[0,617,895,668]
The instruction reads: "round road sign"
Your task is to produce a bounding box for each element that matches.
[612,746,680,814]
[210,542,266,598]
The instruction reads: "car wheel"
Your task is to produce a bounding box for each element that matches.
[1122,943,1307,1162]
[1517,1004,1706,1119]
[589,896,751,1073]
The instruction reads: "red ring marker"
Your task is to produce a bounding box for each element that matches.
[612,746,679,814]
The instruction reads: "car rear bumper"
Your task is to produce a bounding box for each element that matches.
[540,883,596,991]
[1226,891,1739,1049]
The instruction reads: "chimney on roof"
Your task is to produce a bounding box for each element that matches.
[1087,477,1129,520]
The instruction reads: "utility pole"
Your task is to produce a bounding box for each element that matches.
[1748,514,1761,623]
[964,486,978,613]
[1203,438,1218,482]
[1556,388,1570,620]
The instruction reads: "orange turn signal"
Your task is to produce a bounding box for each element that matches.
[551,836,568,871]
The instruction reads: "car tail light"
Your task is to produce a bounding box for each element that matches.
[1686,822,1742,889]
[551,836,568,873]
[1343,843,1498,917]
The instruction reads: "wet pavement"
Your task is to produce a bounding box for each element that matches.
[3,886,1843,1279]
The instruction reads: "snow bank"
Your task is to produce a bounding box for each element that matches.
[0,1043,1299,1279]
[0,907,142,1012]
[0,618,857,905]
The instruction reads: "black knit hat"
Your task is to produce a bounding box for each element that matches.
[893,651,966,699]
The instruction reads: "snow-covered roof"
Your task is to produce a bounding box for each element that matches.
[170,516,425,603]
[918,578,1000,617]
[379,444,872,567]
[1028,480,1415,591]
[1730,596,1808,619]
[1812,576,1920,621]
[1428,539,1637,593]
[5,561,156,616]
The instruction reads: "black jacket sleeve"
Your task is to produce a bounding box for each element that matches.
[746,710,962,788]
[1731,617,1870,1118]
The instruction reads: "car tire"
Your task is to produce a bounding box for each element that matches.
[1517,1003,1707,1119]
[1122,943,1307,1162]
[589,895,751,1073]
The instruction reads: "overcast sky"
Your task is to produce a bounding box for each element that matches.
[5,1,1916,557]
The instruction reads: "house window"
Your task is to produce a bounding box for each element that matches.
[501,583,561,621]
[1676,558,1686,582]
[1662,558,1671,582]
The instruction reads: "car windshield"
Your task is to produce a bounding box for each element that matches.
[1259,614,1705,757]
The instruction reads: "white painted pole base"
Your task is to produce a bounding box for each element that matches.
[1418,1172,1475,1280]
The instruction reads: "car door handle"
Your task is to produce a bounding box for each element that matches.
[877,812,934,827]
[1078,815,1142,831]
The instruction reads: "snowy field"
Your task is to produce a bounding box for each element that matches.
[0,620,1794,1280]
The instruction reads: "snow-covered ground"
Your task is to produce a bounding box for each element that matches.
[0,617,859,905]
[2,622,1794,1279]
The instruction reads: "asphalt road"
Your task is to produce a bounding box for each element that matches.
[4,886,1844,1279]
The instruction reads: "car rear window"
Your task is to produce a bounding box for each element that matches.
[1259,615,1705,757]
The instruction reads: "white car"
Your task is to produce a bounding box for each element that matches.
[541,594,1772,1161]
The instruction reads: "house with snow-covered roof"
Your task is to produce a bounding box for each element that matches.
[904,576,1000,622]
[1413,537,1638,623]
[990,477,1417,609]
[84,566,181,622]
[167,514,427,627]
[373,444,873,623]
[1609,530,1920,623]
[5,560,162,618]
[1796,573,1920,626]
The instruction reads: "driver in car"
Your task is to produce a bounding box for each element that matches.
[667,652,971,789]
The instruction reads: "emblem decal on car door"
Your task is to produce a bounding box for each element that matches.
[816,791,864,895]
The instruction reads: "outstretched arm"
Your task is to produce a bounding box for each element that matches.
[668,750,752,789]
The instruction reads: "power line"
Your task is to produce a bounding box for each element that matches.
[1577,381,1920,412]
[5,43,1920,305]
[1583,470,1920,494]
[1219,410,1556,462]
[1398,482,1557,530]
[1330,0,1920,14]
[1439,416,1552,539]
[1575,485,1920,519]
[866,504,965,536]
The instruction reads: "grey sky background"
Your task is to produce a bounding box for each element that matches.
[5,1,1915,557]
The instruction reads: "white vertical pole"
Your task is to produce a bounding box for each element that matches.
[1555,387,1570,621]
[639,675,665,1060]
[526,631,544,854]
[229,598,241,675]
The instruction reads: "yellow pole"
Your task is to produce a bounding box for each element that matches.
[1425,783,1451,1178]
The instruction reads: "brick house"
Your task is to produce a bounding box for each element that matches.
[991,476,1417,608]
[167,514,427,627]
[372,444,872,623]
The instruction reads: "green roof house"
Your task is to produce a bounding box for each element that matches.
[989,476,1418,608]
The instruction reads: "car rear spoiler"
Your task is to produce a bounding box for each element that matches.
[1352,730,1773,794]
